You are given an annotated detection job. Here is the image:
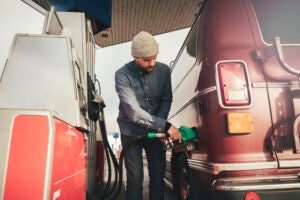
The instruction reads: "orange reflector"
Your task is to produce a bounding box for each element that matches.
[227,112,253,134]
[244,192,261,200]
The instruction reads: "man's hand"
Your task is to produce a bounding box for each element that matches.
[167,124,182,143]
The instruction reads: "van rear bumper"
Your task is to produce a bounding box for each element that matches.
[212,174,300,200]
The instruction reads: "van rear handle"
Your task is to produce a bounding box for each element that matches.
[274,37,300,76]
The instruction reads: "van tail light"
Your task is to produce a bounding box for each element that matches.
[244,191,261,200]
[216,60,252,109]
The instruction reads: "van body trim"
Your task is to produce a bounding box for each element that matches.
[213,175,300,191]
[187,159,278,175]
[252,82,300,88]
[169,86,216,119]
[278,159,300,168]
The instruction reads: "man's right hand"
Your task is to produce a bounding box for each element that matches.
[167,124,182,143]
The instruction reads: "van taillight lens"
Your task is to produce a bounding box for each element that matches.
[244,191,261,200]
[216,61,252,108]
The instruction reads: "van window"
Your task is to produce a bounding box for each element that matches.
[186,24,197,58]
[171,16,199,91]
[251,0,300,44]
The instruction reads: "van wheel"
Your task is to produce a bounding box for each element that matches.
[178,154,191,200]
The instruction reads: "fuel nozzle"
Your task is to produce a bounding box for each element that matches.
[173,126,198,153]
[147,132,172,150]
[147,126,198,152]
[148,126,197,141]
[178,126,197,144]
[148,132,167,138]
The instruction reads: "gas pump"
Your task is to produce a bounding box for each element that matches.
[0,7,104,200]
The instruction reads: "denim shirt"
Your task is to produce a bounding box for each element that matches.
[115,60,172,136]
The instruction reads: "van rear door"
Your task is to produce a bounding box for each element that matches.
[251,0,300,167]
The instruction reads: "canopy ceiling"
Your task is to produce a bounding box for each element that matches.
[23,0,202,47]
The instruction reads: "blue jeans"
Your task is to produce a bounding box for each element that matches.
[121,134,166,200]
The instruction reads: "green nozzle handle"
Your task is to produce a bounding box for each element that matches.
[179,126,197,144]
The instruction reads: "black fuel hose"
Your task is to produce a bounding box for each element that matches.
[98,111,166,200]
[99,122,149,200]
[98,117,120,199]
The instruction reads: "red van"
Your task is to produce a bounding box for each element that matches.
[165,0,300,199]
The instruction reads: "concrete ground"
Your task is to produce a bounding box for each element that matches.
[118,181,177,200]
[119,158,178,200]
[118,172,178,200]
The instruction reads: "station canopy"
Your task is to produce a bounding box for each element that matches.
[23,0,202,47]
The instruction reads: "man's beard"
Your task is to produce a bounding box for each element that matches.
[144,65,154,72]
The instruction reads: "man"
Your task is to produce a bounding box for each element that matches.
[115,31,182,200]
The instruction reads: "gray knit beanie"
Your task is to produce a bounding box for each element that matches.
[131,31,159,57]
